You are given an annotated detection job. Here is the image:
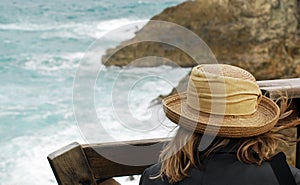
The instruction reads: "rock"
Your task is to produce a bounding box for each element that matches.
[102,0,300,80]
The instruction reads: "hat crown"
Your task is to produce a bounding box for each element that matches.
[196,64,256,82]
[187,64,262,116]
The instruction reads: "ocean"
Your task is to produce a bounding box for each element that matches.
[0,0,189,184]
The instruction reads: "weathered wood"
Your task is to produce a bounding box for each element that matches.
[47,142,97,185]
[83,138,170,180]
[258,78,300,99]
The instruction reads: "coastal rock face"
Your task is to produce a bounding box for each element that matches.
[102,0,300,80]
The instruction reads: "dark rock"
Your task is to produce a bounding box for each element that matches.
[102,0,300,80]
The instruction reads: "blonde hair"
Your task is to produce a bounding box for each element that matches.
[155,96,300,184]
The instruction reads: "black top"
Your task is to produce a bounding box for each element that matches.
[139,147,300,185]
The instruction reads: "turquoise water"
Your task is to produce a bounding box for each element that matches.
[0,0,188,184]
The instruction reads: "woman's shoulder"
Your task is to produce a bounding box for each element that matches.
[140,163,170,185]
[290,165,300,185]
[143,163,162,177]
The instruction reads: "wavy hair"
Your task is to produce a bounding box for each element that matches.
[155,96,300,184]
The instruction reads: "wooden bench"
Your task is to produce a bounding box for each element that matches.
[48,78,300,185]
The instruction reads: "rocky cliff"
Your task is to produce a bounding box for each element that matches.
[102,0,300,80]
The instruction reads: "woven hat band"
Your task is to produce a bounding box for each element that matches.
[186,67,262,115]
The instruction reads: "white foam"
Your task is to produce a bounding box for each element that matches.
[0,23,55,31]
[1,18,147,42]
[1,64,189,184]
[38,18,147,40]
[0,122,84,185]
[0,22,89,32]
[93,18,148,40]
[21,52,84,73]
[88,66,189,142]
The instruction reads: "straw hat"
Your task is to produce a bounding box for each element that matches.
[162,64,280,138]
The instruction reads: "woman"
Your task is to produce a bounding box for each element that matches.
[139,64,300,185]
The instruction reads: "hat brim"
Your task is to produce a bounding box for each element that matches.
[162,93,280,138]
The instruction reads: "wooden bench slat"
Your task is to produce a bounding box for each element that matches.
[83,138,170,179]
[258,78,300,99]
[47,142,97,185]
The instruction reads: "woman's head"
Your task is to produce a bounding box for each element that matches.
[163,64,280,138]
[157,64,299,183]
